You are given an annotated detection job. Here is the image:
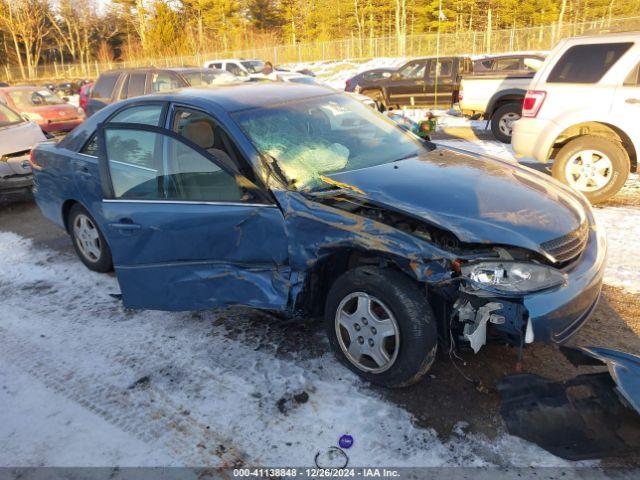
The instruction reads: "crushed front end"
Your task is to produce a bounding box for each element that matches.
[449,215,606,354]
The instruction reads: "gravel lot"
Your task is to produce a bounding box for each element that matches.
[1,127,640,470]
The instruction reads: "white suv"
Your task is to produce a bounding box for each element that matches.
[512,32,640,203]
[203,59,265,79]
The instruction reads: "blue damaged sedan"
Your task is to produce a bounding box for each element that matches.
[31,83,606,387]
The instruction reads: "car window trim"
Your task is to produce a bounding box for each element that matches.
[76,101,169,156]
[167,101,274,198]
[97,121,272,204]
[102,199,276,208]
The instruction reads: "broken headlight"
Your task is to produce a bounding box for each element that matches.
[461,261,567,294]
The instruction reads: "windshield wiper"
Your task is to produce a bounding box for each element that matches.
[392,153,420,163]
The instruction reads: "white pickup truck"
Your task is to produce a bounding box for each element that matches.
[512,32,640,203]
[457,54,546,142]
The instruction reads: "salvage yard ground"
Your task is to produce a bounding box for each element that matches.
[2,120,640,470]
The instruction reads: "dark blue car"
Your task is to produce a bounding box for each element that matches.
[31,83,606,387]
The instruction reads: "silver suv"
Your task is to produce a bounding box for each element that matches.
[512,32,640,203]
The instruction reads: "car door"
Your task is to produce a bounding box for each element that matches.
[611,57,640,158]
[425,58,455,108]
[386,60,427,107]
[95,120,290,312]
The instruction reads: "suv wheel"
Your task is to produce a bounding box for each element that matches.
[324,267,437,388]
[552,135,629,204]
[490,102,522,143]
[68,204,113,272]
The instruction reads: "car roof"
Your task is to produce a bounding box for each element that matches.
[126,82,337,112]
[205,59,261,63]
[168,67,226,74]
[566,30,640,42]
[0,85,41,91]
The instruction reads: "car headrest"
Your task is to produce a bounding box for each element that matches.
[182,120,215,150]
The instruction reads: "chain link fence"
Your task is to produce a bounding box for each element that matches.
[3,15,640,82]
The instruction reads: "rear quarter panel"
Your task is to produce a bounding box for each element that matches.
[32,142,86,230]
[459,76,532,113]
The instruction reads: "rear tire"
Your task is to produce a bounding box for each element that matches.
[68,203,113,273]
[490,102,522,143]
[324,267,437,388]
[551,135,629,204]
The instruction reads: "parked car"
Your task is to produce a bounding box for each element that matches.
[57,81,81,96]
[344,68,397,92]
[0,86,85,134]
[513,32,640,203]
[360,56,473,110]
[272,72,378,109]
[87,67,237,116]
[0,103,46,196]
[473,53,546,73]
[203,58,265,79]
[31,83,605,388]
[79,81,94,113]
[457,55,547,143]
[0,82,9,87]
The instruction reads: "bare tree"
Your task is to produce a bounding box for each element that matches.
[0,0,52,79]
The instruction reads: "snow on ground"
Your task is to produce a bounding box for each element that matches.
[0,230,577,467]
[594,205,640,294]
[284,57,408,89]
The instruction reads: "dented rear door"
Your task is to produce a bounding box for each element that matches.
[97,122,290,311]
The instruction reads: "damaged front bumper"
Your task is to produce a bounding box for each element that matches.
[453,222,606,352]
[498,346,640,460]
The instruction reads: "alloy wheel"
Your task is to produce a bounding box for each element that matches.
[564,149,613,192]
[334,292,400,373]
[73,214,102,263]
[498,112,520,136]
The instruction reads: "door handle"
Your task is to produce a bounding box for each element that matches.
[109,220,141,230]
[626,98,640,105]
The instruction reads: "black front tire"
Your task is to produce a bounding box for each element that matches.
[324,267,438,388]
[68,203,113,273]
[490,102,522,144]
[551,135,629,204]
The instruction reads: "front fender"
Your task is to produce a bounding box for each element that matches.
[274,190,455,288]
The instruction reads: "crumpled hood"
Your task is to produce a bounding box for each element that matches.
[0,120,46,156]
[327,146,586,255]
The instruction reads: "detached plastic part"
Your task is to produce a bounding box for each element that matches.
[497,346,640,460]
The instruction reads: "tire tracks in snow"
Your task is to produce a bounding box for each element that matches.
[0,326,245,467]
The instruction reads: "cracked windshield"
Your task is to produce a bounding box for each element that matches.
[234,94,430,191]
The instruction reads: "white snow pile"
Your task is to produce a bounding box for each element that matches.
[284,57,408,89]
[594,204,640,294]
[0,230,574,467]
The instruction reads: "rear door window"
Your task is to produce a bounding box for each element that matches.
[429,59,453,78]
[111,104,163,125]
[547,43,633,83]
[493,58,520,71]
[80,104,164,157]
[225,63,243,76]
[127,73,147,98]
[92,73,119,99]
[398,61,427,79]
[151,72,182,92]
